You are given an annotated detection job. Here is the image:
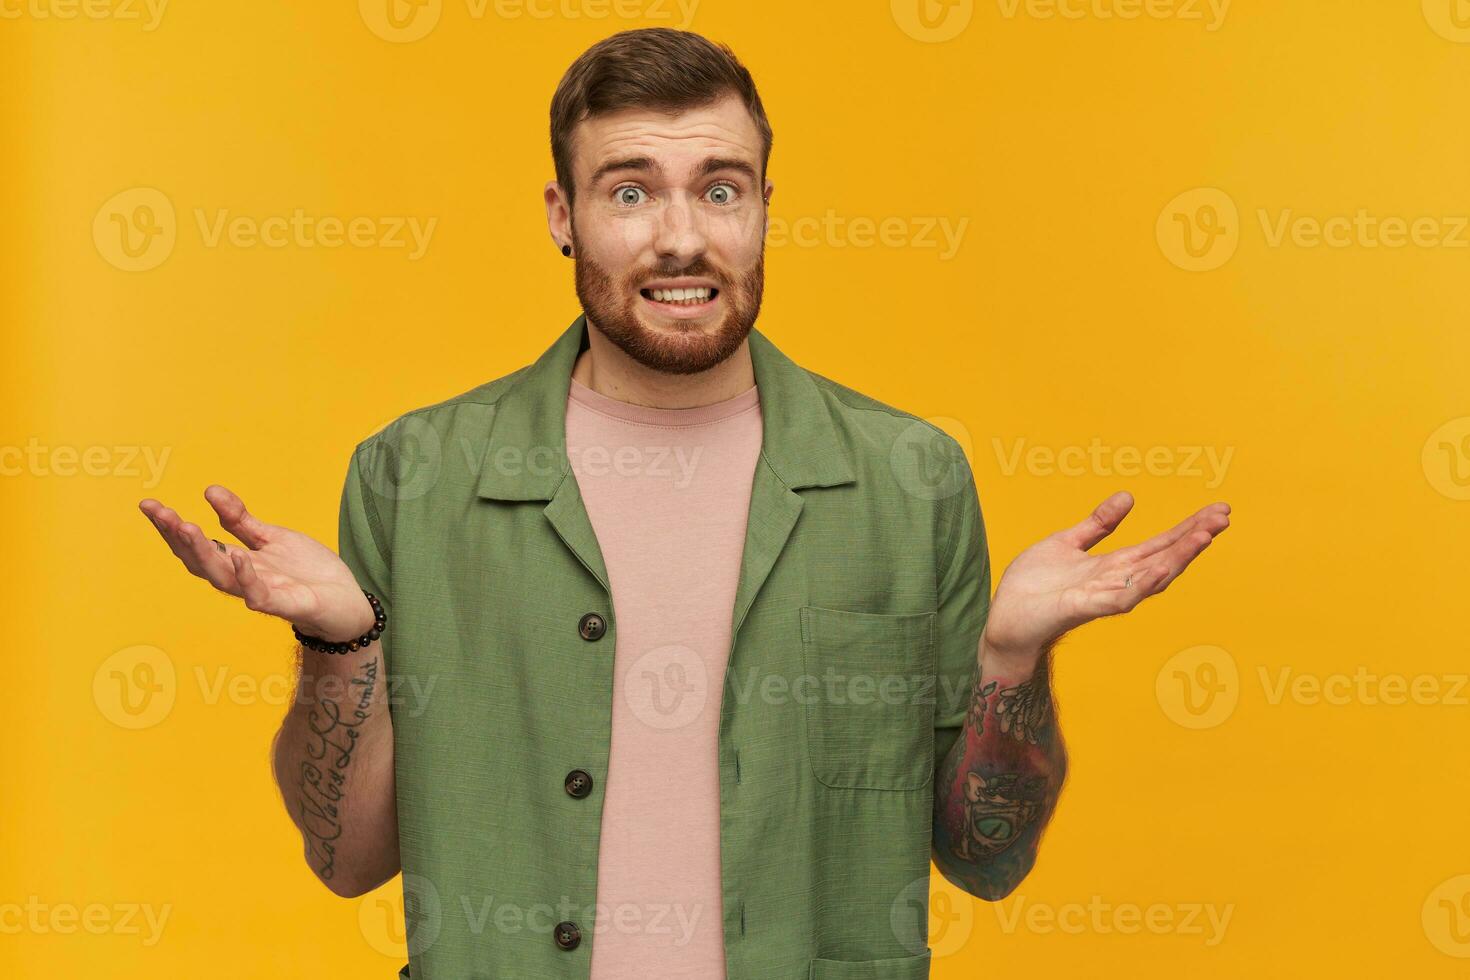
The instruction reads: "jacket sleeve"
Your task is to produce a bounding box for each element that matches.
[336,442,395,669]
[931,442,991,779]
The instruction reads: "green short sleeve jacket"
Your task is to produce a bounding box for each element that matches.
[337,314,991,980]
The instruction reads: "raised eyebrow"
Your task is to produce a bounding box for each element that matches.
[695,157,759,182]
[589,156,661,187]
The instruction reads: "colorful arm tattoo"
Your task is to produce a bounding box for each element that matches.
[932,652,1067,899]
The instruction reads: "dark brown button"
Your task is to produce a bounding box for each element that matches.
[554,920,581,950]
[564,769,593,799]
[578,612,606,641]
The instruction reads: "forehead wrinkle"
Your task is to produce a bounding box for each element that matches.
[587,134,756,187]
[576,102,761,186]
[596,126,750,158]
[596,114,749,141]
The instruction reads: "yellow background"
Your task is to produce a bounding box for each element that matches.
[4,0,1469,976]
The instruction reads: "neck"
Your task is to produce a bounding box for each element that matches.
[572,317,756,409]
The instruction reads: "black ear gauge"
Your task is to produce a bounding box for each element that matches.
[561,244,572,257]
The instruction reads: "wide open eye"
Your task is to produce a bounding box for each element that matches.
[614,186,648,207]
[706,183,737,206]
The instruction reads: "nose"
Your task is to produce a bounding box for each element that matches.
[651,191,708,267]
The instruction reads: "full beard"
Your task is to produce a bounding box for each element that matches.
[571,237,765,376]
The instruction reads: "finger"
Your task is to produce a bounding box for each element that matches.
[1102,562,1175,614]
[139,499,209,577]
[1057,490,1135,551]
[230,550,274,613]
[204,484,273,550]
[1110,502,1231,565]
[174,517,241,593]
[1150,524,1222,584]
[1097,528,1217,614]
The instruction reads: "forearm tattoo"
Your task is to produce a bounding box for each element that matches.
[295,655,379,882]
[935,657,1066,896]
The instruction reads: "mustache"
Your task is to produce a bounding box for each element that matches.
[626,259,729,287]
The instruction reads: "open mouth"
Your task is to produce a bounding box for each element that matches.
[640,286,720,308]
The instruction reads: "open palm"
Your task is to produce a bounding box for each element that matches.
[139,484,376,642]
[981,491,1231,660]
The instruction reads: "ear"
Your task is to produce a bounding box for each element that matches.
[545,180,572,252]
[762,179,774,241]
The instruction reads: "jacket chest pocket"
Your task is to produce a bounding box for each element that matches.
[799,605,937,791]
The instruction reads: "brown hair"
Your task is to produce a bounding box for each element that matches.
[550,28,773,206]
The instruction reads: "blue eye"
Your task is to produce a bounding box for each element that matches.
[615,186,647,207]
[707,183,737,205]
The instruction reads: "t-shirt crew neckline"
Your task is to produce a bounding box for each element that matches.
[567,375,760,428]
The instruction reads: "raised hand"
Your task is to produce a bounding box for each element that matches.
[981,490,1231,661]
[139,485,376,643]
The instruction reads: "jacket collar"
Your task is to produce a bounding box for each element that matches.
[475,313,856,501]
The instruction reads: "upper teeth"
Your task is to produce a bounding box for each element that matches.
[650,287,711,303]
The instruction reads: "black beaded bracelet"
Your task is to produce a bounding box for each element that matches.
[292,590,386,655]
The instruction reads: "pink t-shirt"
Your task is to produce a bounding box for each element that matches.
[564,374,763,980]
